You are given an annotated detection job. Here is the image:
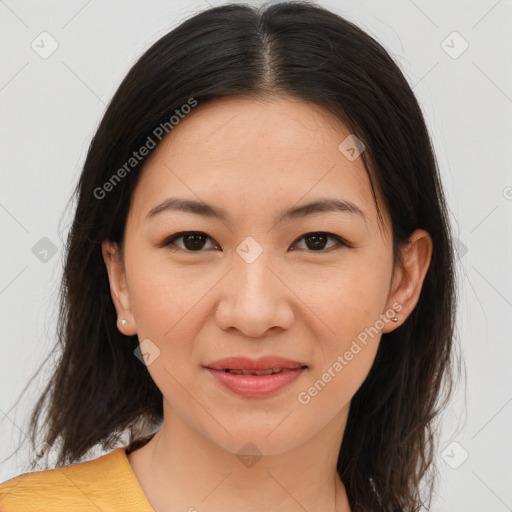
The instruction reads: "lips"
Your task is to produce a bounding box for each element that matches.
[204,356,307,398]
[204,356,308,375]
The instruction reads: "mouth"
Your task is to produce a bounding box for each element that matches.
[203,356,308,373]
[203,356,308,397]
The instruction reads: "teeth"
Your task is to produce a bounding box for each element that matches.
[226,368,286,375]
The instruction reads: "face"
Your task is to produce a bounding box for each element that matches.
[103,95,421,457]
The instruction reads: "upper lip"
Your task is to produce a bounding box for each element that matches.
[204,356,307,371]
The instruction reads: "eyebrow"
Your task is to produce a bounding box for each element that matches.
[146,197,367,224]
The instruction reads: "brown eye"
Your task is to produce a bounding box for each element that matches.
[160,231,351,253]
[292,232,349,252]
[161,231,218,251]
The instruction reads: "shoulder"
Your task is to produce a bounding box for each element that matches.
[0,447,152,512]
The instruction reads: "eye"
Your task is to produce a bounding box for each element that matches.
[291,232,352,252]
[159,231,352,252]
[160,231,220,252]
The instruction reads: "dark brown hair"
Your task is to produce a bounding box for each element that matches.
[8,2,458,510]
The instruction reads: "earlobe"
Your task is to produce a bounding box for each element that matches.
[101,239,137,336]
[382,229,433,333]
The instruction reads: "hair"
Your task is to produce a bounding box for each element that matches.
[7,2,458,510]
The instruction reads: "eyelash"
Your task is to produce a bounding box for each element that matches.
[158,231,354,253]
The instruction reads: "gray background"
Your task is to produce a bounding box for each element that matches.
[1,0,511,510]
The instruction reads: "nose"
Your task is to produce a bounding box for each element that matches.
[214,248,295,338]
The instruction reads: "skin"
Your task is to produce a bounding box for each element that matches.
[102,95,432,512]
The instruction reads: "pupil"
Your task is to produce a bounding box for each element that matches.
[306,233,327,250]
[184,234,205,250]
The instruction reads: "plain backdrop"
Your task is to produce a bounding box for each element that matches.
[1,1,511,510]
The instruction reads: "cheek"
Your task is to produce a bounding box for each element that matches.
[126,262,206,410]
[124,260,213,401]
[294,276,385,417]
[292,256,390,404]
[127,251,215,340]
[295,252,392,341]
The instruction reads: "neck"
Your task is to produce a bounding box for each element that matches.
[127,401,351,512]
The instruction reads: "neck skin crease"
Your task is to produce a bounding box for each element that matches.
[126,400,352,512]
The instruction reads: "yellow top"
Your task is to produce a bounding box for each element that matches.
[0,447,154,512]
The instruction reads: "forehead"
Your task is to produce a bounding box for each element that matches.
[128,95,383,229]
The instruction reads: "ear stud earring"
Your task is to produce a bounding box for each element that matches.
[118,318,127,327]
[391,316,398,322]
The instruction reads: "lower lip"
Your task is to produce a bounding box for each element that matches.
[205,367,306,398]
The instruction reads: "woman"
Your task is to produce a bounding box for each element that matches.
[0,1,457,511]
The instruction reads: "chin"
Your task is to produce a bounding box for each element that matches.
[203,420,315,458]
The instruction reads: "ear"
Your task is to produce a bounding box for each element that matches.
[101,239,137,336]
[381,229,433,333]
